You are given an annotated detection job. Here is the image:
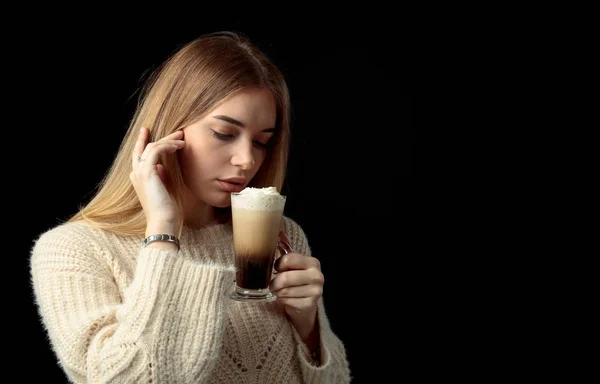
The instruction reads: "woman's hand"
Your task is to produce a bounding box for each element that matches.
[270,231,323,345]
[130,127,185,236]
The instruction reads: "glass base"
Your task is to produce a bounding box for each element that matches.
[230,287,276,302]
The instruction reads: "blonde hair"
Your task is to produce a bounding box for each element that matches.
[68,31,291,236]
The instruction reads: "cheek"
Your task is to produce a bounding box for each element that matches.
[251,149,269,174]
[180,141,217,177]
[255,149,267,166]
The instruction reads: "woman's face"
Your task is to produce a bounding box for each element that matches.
[179,87,277,212]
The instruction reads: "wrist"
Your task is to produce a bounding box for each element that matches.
[142,234,180,251]
[290,309,318,341]
[308,344,321,366]
[291,309,319,352]
[145,222,178,239]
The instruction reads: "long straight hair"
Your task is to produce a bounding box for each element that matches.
[68,31,291,236]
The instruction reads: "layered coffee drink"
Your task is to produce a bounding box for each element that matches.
[230,187,286,302]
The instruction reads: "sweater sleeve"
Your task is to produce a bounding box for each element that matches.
[30,225,235,383]
[282,217,352,384]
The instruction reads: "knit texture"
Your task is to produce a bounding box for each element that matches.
[30,216,351,383]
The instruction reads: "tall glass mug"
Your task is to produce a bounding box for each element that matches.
[230,187,287,302]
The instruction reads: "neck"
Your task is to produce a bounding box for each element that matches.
[185,208,218,229]
[182,190,219,229]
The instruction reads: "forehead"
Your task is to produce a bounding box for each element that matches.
[209,87,276,127]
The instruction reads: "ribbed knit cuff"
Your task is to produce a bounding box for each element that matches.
[290,314,331,383]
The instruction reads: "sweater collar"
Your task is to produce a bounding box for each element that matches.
[180,221,233,246]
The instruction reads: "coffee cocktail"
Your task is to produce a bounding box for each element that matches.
[230,187,286,302]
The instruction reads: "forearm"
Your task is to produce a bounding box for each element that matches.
[107,248,236,382]
[32,246,235,383]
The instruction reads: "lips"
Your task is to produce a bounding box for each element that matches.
[218,179,247,193]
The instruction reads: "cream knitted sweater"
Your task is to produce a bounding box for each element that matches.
[30,216,350,383]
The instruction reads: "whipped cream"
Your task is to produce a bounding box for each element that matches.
[233,187,286,211]
[238,186,281,196]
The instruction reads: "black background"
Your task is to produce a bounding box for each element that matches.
[11,19,411,383]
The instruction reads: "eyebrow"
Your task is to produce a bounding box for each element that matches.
[212,115,276,133]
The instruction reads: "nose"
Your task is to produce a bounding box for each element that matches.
[230,140,255,170]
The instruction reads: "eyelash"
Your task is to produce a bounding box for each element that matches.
[210,130,269,148]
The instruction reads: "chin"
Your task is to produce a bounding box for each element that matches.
[212,200,232,208]
[206,192,233,208]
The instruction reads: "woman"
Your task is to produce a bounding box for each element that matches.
[30,31,350,383]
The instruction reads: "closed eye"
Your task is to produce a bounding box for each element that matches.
[211,130,269,148]
[253,140,269,148]
[210,130,233,141]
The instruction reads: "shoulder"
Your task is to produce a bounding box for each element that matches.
[281,215,312,256]
[31,220,129,262]
[33,220,102,249]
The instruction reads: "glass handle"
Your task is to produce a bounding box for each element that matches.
[277,231,292,255]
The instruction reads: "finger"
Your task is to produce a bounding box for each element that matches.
[274,253,320,272]
[139,142,183,167]
[162,130,184,140]
[132,127,149,167]
[134,129,184,164]
[269,269,324,292]
[275,297,316,312]
[148,130,184,147]
[271,283,322,299]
